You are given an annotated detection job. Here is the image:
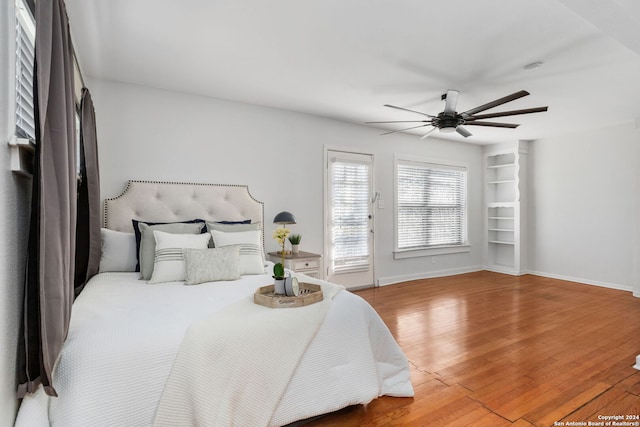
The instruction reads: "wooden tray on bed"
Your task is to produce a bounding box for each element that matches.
[254,283,323,308]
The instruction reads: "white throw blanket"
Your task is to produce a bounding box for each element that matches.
[153,279,344,427]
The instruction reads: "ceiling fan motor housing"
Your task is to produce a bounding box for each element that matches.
[434,112,463,130]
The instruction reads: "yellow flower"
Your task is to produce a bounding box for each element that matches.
[272,227,290,246]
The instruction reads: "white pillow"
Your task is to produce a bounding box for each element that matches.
[209,229,264,275]
[99,228,137,272]
[138,222,205,280]
[206,221,262,250]
[148,231,211,284]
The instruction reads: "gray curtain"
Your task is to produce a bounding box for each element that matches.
[74,88,101,295]
[17,0,76,398]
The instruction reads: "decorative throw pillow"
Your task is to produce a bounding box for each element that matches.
[138,222,206,280]
[148,231,212,284]
[132,219,206,272]
[209,229,264,275]
[183,246,241,285]
[206,221,263,251]
[204,221,254,248]
[99,228,137,272]
[205,221,257,233]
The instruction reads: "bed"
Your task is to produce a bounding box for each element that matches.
[14,181,413,427]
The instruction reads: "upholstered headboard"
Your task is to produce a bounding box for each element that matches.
[104,181,264,235]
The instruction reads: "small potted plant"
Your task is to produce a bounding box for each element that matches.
[288,234,302,254]
[272,227,290,294]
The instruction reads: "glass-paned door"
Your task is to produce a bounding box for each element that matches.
[325,149,374,288]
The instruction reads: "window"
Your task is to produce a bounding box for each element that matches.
[395,156,468,257]
[15,0,36,141]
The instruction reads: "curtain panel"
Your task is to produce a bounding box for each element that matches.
[74,88,101,295]
[17,0,77,398]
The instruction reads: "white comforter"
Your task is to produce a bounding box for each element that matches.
[15,270,413,427]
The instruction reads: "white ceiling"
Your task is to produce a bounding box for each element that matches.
[65,0,640,144]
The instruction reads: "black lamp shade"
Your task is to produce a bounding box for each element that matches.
[273,211,296,225]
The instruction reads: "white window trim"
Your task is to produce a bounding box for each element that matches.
[393,153,471,259]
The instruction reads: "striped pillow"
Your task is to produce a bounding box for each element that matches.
[148,231,211,284]
[209,229,264,275]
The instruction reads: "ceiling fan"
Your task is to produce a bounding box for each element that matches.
[366,90,548,139]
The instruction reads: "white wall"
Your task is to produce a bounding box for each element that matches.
[635,132,640,297]
[0,1,30,425]
[89,78,484,285]
[528,123,640,292]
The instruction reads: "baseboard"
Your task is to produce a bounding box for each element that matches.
[377,267,638,296]
[377,265,483,287]
[483,264,523,276]
[526,270,633,293]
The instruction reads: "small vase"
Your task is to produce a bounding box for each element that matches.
[292,244,300,254]
[274,278,285,295]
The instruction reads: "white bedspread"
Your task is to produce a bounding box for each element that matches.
[154,280,343,426]
[15,271,413,427]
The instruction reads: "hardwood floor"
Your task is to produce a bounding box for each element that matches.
[306,272,640,427]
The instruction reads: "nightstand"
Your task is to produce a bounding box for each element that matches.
[266,251,322,279]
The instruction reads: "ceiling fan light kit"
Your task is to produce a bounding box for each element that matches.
[366,89,548,140]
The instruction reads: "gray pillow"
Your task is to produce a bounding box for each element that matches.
[138,222,205,280]
[205,221,261,233]
[183,246,241,285]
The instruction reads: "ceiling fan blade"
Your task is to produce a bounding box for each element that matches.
[461,90,530,117]
[365,120,431,124]
[419,126,437,140]
[384,104,435,118]
[465,106,548,120]
[380,123,432,135]
[455,126,472,138]
[443,90,459,114]
[465,121,520,128]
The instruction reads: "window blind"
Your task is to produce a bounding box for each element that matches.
[329,156,371,273]
[397,161,466,249]
[15,0,36,141]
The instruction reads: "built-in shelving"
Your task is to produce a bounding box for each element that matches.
[484,143,527,275]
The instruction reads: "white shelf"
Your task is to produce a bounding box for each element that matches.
[489,228,514,232]
[488,216,514,220]
[487,163,515,169]
[489,240,515,245]
[487,202,514,208]
[488,180,515,184]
